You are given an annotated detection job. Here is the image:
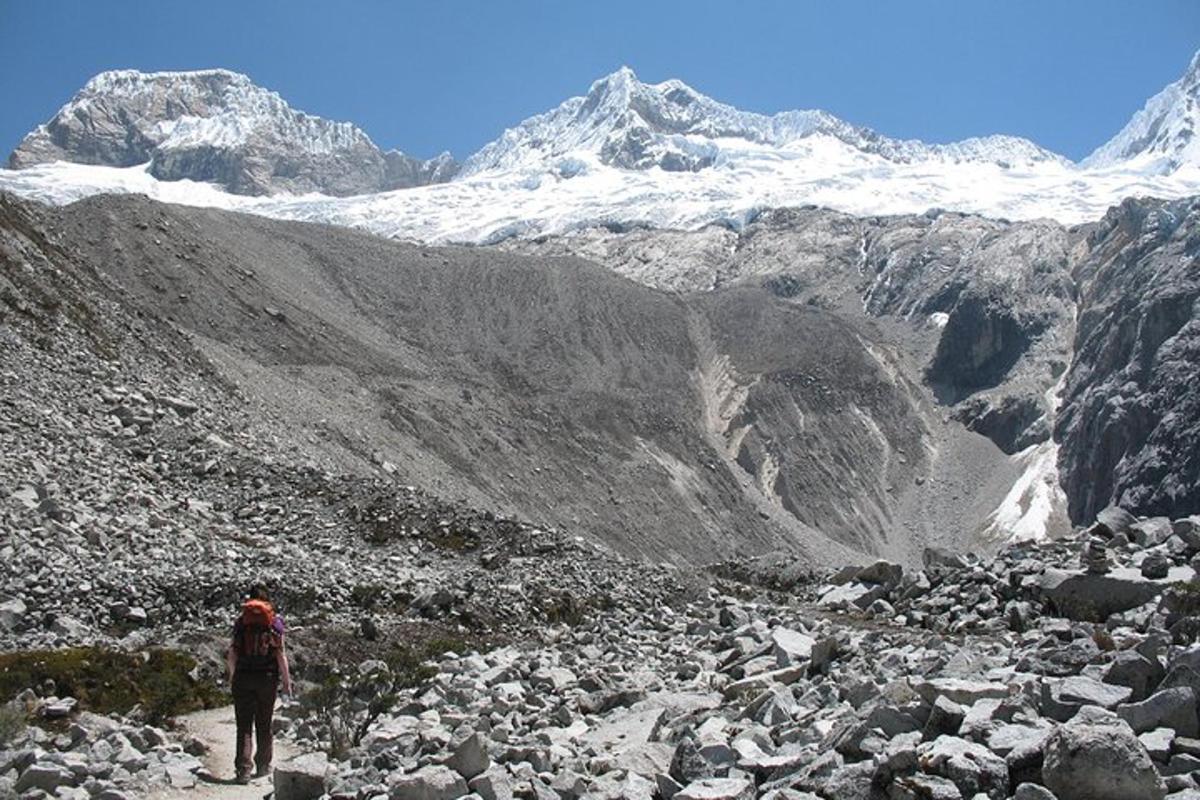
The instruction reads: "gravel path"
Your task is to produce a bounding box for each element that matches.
[148,706,298,800]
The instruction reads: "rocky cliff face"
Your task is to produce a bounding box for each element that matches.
[1056,196,1200,523]
[8,69,456,196]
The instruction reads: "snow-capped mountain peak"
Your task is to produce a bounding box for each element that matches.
[1084,51,1200,172]
[9,68,456,196]
[5,56,1200,245]
[461,66,1066,177]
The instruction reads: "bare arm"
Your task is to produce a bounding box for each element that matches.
[226,643,237,686]
[276,635,293,695]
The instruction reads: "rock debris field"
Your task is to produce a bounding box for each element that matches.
[3,189,1200,800]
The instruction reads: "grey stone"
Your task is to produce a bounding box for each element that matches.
[1013,784,1058,800]
[855,561,903,588]
[274,753,330,800]
[817,582,886,612]
[469,767,513,800]
[389,765,468,800]
[1096,506,1138,538]
[1132,518,1175,548]
[1140,727,1176,761]
[1054,675,1133,709]
[1034,567,1188,622]
[924,695,966,739]
[916,735,1008,800]
[771,628,815,667]
[0,597,27,631]
[1101,650,1165,702]
[1042,706,1165,800]
[446,733,490,780]
[673,778,755,800]
[15,762,76,794]
[1118,687,1199,736]
[1142,553,1171,579]
[912,678,1009,706]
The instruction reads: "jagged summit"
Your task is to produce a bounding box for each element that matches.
[1084,49,1200,172]
[9,68,457,196]
[461,66,1065,176]
[5,60,1200,235]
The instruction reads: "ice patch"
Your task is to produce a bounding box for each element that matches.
[984,440,1069,542]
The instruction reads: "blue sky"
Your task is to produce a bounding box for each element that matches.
[1,1,1197,162]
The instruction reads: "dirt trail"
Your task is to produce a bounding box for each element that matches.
[148,706,299,800]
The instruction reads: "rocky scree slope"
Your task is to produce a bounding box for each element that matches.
[507,207,1078,457]
[0,190,692,656]
[6,191,1023,565]
[8,69,457,196]
[509,194,1200,527]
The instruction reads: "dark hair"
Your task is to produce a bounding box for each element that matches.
[248,583,269,601]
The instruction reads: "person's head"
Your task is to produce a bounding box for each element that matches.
[248,583,269,602]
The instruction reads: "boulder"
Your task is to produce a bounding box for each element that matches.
[1101,650,1165,702]
[1096,506,1138,537]
[1033,567,1189,622]
[1117,687,1199,737]
[923,695,966,739]
[1141,552,1171,579]
[722,666,806,699]
[817,582,886,612]
[673,778,755,800]
[771,628,816,667]
[274,753,330,800]
[468,767,514,800]
[446,732,490,780]
[1013,784,1058,800]
[389,765,469,800]
[1042,706,1165,800]
[917,735,1008,800]
[912,678,1010,706]
[1053,675,1133,709]
[15,762,76,794]
[855,561,903,588]
[1132,518,1175,548]
[0,597,27,631]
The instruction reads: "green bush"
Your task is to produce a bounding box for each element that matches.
[299,641,440,758]
[0,648,225,724]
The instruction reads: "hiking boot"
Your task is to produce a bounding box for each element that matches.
[235,771,252,785]
[254,765,271,779]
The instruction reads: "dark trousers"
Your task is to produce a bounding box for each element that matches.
[232,670,277,775]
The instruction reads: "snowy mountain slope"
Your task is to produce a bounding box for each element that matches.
[1084,51,1200,172]
[4,56,1200,243]
[8,69,455,196]
[461,67,1066,176]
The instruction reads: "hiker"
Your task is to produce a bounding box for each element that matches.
[226,584,293,784]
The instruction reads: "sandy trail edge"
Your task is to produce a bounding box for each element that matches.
[146,705,299,800]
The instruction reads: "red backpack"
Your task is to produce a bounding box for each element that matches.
[235,599,280,671]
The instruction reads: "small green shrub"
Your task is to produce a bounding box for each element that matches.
[300,642,438,758]
[0,648,224,724]
[543,593,587,626]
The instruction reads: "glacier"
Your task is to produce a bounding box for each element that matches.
[3,61,1200,243]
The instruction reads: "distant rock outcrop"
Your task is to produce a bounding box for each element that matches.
[1056,195,1200,523]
